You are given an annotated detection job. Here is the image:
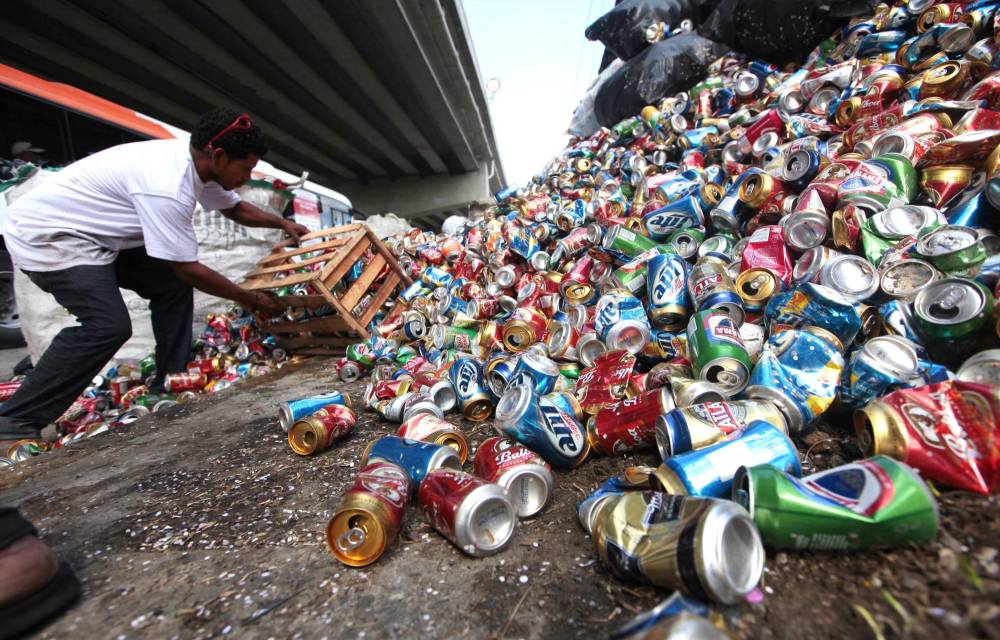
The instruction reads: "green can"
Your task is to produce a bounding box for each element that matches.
[139,354,157,379]
[345,343,375,367]
[733,456,939,550]
[686,310,751,395]
[877,153,918,203]
[601,227,659,260]
[557,362,581,379]
[430,325,478,351]
[395,344,418,364]
[697,234,735,260]
[689,76,725,101]
[668,227,705,259]
[612,116,643,140]
[915,224,987,273]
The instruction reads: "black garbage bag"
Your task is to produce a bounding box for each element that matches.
[594,32,728,127]
[699,0,877,66]
[585,0,718,62]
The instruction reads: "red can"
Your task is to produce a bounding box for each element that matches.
[576,350,637,415]
[587,387,677,456]
[372,379,410,401]
[163,372,208,393]
[396,413,469,462]
[473,436,554,518]
[856,381,1000,494]
[418,469,517,556]
[0,380,22,402]
[288,404,356,456]
[327,461,410,566]
[740,225,793,286]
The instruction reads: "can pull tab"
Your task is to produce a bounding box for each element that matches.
[933,284,964,319]
[745,274,768,294]
[715,370,742,386]
[336,526,367,553]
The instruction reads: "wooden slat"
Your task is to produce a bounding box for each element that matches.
[256,236,353,266]
[365,227,413,286]
[250,252,337,277]
[243,270,317,290]
[265,314,354,334]
[278,294,331,309]
[294,223,363,244]
[339,254,387,311]
[315,279,369,339]
[322,234,372,287]
[361,272,401,325]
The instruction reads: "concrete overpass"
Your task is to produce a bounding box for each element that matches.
[0,0,505,228]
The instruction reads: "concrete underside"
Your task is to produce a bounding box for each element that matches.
[2,358,997,639]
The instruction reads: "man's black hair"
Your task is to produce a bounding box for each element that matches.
[191,107,268,159]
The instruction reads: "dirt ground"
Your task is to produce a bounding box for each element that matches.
[2,357,997,639]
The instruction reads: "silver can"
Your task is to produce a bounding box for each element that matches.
[858,336,920,383]
[870,205,943,238]
[781,210,830,251]
[957,349,1000,385]
[604,320,651,355]
[670,377,727,408]
[577,332,608,368]
[419,469,517,557]
[792,246,841,285]
[879,259,939,299]
[819,254,879,302]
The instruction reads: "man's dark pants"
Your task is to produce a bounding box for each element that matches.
[0,247,192,437]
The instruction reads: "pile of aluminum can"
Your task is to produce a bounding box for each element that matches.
[311,0,1000,620]
[2,306,290,464]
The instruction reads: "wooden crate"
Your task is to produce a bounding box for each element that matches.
[242,223,412,354]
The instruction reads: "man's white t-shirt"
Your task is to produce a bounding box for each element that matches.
[4,139,240,272]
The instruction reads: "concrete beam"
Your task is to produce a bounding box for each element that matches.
[343,166,491,222]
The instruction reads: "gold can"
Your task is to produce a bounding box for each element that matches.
[917,4,954,32]
[326,461,410,567]
[853,399,908,459]
[834,96,863,127]
[735,268,780,312]
[920,61,969,98]
[737,172,780,209]
[589,492,764,604]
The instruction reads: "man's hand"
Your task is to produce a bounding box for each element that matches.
[245,290,285,316]
[281,219,311,244]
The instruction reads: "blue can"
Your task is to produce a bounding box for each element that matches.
[485,352,517,397]
[643,329,687,361]
[436,292,467,318]
[509,226,540,260]
[278,391,351,432]
[708,171,757,231]
[508,351,560,394]
[494,384,588,468]
[765,283,863,348]
[878,300,922,346]
[399,281,425,303]
[652,421,800,498]
[642,196,706,241]
[837,336,919,411]
[495,185,518,203]
[856,30,908,56]
[594,290,651,349]
[363,436,461,493]
[420,266,453,289]
[449,357,492,420]
[743,329,845,433]
[712,87,736,115]
[678,126,719,150]
[655,176,700,203]
[647,253,690,331]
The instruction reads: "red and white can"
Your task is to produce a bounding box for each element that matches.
[163,372,207,393]
[326,461,410,566]
[473,436,554,518]
[0,380,23,402]
[396,414,469,463]
[418,469,517,556]
[587,387,676,456]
